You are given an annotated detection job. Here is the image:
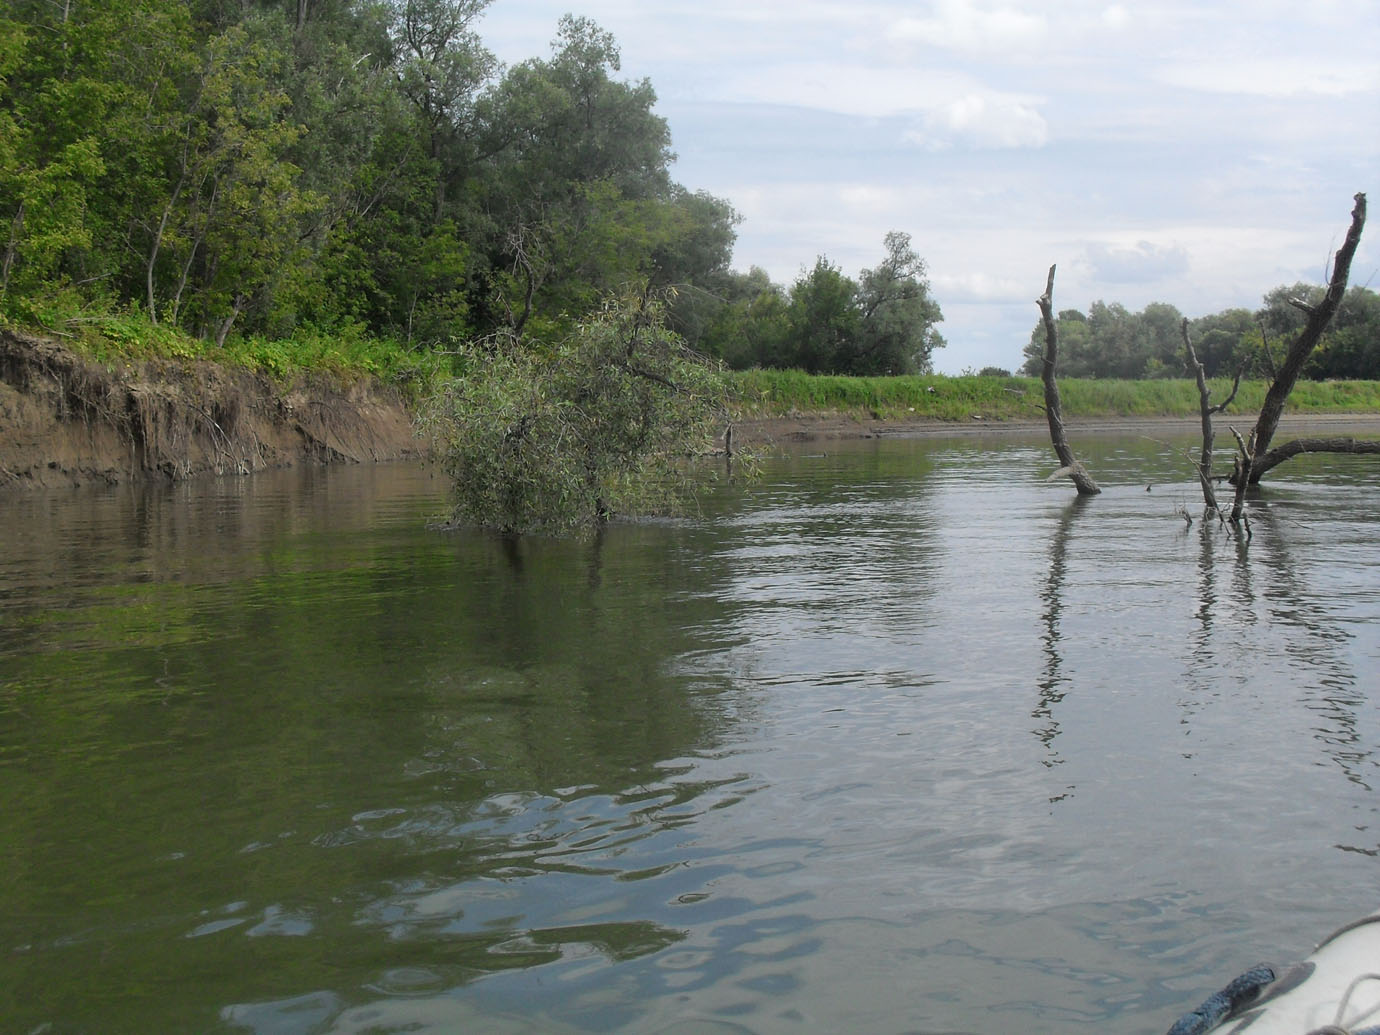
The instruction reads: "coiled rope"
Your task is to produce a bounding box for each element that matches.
[1166,965,1276,1035]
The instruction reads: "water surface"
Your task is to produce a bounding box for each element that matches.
[2,433,1378,1033]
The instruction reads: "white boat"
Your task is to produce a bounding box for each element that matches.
[1166,912,1380,1034]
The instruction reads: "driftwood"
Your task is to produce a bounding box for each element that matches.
[1036,265,1100,496]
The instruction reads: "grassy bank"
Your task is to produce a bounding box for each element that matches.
[729,369,1380,422]
[13,307,1380,422]
[4,307,446,401]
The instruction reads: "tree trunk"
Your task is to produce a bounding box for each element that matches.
[1,201,23,298]
[1246,193,1367,481]
[214,294,246,348]
[1182,318,1243,512]
[1036,265,1100,496]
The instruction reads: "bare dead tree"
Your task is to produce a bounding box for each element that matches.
[1036,265,1100,496]
[1182,317,1243,514]
[1236,192,1368,486]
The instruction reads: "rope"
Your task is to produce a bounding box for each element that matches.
[1328,971,1380,1033]
[1166,965,1276,1035]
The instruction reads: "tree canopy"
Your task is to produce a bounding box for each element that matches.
[0,0,742,352]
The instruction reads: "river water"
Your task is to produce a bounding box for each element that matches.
[2,431,1378,1033]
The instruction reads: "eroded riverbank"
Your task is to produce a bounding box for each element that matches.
[1,329,420,491]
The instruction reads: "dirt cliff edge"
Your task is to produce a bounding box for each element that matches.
[0,329,424,491]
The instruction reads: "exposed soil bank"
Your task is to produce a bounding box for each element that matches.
[1,329,422,491]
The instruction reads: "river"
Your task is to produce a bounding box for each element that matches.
[2,431,1378,1033]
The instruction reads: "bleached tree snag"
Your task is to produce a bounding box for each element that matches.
[1243,192,1367,483]
[1182,318,1242,512]
[1036,265,1100,496]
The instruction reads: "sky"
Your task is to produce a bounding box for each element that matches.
[475,1,1380,374]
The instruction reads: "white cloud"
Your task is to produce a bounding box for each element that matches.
[1157,57,1380,97]
[933,271,1036,304]
[1101,5,1130,29]
[907,93,1049,150]
[888,0,1047,54]
[707,62,974,120]
[1082,241,1191,284]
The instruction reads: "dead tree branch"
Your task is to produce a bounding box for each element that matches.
[1250,436,1380,479]
[1227,426,1254,538]
[1182,318,1220,511]
[1181,318,1246,513]
[1036,265,1100,496]
[1244,192,1367,482]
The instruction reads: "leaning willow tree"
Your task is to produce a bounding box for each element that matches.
[1039,192,1370,532]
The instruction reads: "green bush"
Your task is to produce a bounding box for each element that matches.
[420,295,735,535]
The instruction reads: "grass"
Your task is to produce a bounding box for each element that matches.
[9,297,1380,420]
[2,302,447,402]
[729,369,1380,422]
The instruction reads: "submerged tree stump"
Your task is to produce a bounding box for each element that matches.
[1036,265,1100,496]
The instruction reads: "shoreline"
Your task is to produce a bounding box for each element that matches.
[731,411,1380,447]
[6,328,1380,492]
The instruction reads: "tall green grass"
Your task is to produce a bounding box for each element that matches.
[4,306,447,401]
[730,370,1380,421]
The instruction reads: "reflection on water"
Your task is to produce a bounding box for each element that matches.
[2,435,1379,1033]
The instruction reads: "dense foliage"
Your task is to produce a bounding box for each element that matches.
[0,1,736,351]
[1020,284,1380,381]
[421,293,732,533]
[0,0,946,379]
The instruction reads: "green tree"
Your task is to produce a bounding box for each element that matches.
[1138,301,1185,377]
[699,267,790,369]
[1303,285,1380,379]
[784,258,860,373]
[134,23,322,341]
[421,291,733,534]
[851,231,945,374]
[1187,307,1257,378]
[470,14,694,341]
[0,4,115,308]
[1022,309,1092,376]
[1022,300,1181,379]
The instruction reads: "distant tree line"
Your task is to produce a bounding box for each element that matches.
[0,0,945,376]
[1020,283,1380,381]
